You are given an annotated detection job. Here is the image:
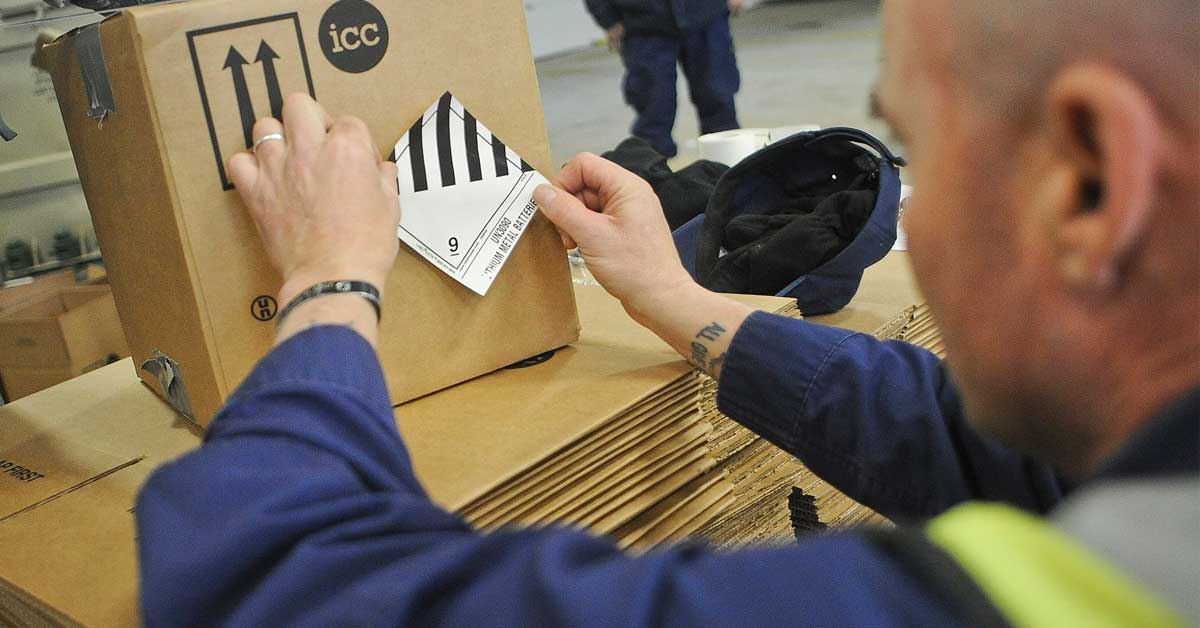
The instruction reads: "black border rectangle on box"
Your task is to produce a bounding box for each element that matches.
[187,13,316,191]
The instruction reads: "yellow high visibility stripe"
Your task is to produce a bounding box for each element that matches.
[927,503,1184,628]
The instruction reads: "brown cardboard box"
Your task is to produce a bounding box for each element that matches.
[0,286,129,401]
[38,0,579,426]
[0,270,78,315]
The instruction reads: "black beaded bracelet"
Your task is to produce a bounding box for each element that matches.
[277,280,382,324]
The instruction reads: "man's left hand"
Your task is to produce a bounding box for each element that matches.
[228,93,401,307]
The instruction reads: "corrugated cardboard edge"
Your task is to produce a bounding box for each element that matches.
[124,9,232,412]
[37,15,225,423]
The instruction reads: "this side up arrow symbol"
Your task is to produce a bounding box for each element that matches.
[223,46,256,149]
[255,40,284,121]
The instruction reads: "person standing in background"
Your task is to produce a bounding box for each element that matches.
[586,0,744,157]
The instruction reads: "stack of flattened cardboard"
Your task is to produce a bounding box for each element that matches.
[0,256,929,625]
[884,303,945,359]
[691,252,934,544]
[0,286,789,626]
[691,365,811,549]
[397,286,795,551]
[785,302,944,540]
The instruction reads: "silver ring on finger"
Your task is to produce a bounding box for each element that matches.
[252,133,286,153]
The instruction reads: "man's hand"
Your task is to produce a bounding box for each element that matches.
[728,0,745,15]
[534,153,752,379]
[534,153,693,322]
[228,93,401,345]
[606,23,625,53]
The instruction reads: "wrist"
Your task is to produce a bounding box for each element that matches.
[279,270,387,307]
[273,293,381,348]
[624,275,704,327]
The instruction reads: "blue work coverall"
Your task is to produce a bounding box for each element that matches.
[136,312,1194,626]
[586,0,741,157]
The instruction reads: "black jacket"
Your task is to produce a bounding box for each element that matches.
[585,0,729,35]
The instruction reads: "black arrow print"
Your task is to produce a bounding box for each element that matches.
[224,46,256,149]
[255,40,284,120]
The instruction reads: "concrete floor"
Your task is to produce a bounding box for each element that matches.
[536,0,895,167]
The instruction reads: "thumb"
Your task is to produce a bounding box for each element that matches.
[534,184,608,247]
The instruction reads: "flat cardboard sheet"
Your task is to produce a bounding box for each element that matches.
[807,252,922,332]
[470,393,697,526]
[1,367,77,404]
[0,363,196,628]
[0,468,144,628]
[397,342,692,512]
[0,432,138,522]
[464,382,696,519]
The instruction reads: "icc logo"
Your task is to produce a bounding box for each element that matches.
[319,0,389,74]
[327,21,382,52]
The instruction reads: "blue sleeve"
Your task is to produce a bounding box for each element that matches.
[135,326,971,628]
[585,0,622,29]
[717,312,1066,522]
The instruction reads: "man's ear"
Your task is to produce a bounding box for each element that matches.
[1044,64,1164,291]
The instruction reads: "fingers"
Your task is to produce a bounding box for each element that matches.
[379,160,399,197]
[379,161,402,224]
[559,230,578,251]
[282,92,333,152]
[251,116,286,173]
[228,151,260,195]
[534,184,609,247]
[554,152,642,210]
[331,115,372,144]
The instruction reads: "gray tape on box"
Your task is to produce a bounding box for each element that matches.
[140,350,198,425]
[74,23,116,121]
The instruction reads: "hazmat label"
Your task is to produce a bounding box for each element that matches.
[391,92,547,296]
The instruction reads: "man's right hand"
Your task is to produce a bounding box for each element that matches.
[533,153,694,323]
[534,154,753,379]
[606,23,625,53]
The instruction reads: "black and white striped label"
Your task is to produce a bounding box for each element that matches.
[391,92,547,295]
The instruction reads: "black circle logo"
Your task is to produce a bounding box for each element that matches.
[319,0,389,74]
[251,295,278,322]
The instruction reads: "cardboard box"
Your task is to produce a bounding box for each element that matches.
[0,286,129,401]
[38,0,579,426]
[0,270,78,315]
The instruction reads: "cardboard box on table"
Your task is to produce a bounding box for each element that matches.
[0,271,79,315]
[37,0,579,426]
[0,286,129,401]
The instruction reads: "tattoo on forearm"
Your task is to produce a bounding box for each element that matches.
[697,322,726,342]
[689,322,728,377]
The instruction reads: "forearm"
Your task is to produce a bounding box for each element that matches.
[626,281,754,380]
[714,313,1066,520]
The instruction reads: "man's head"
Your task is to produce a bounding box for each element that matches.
[876,0,1199,475]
